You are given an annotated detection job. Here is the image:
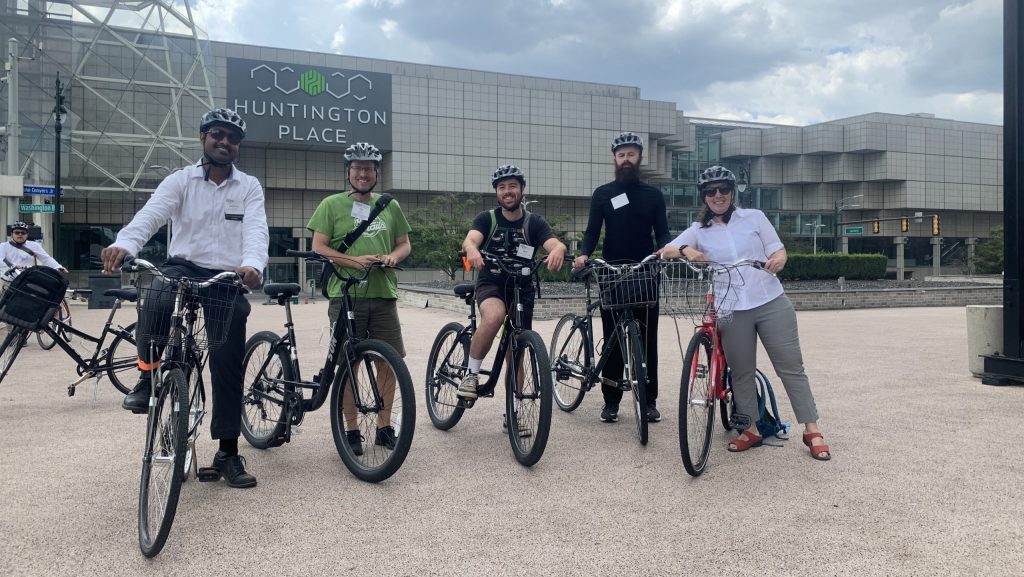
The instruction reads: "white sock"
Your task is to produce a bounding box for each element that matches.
[468,357,483,374]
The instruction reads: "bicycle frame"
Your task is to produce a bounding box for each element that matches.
[43,296,136,395]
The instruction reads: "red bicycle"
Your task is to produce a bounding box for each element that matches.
[664,259,775,477]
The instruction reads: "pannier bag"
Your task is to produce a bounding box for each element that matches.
[0,266,69,331]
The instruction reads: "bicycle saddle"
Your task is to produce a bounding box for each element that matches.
[263,283,302,298]
[453,283,474,298]
[103,288,139,302]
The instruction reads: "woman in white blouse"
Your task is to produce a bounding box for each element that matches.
[661,166,830,461]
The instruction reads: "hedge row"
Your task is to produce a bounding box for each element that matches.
[778,253,887,280]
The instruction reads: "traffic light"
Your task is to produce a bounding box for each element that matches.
[900,217,909,233]
[872,219,880,234]
[932,214,940,236]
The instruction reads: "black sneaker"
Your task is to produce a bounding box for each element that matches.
[211,451,257,489]
[600,404,619,423]
[375,426,397,450]
[346,430,364,456]
[647,402,662,423]
[122,378,152,414]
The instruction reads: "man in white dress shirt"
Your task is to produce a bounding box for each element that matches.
[101,108,269,488]
[0,221,67,275]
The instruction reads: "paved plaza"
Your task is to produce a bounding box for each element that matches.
[1,299,1022,576]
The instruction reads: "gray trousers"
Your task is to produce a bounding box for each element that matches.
[718,294,819,425]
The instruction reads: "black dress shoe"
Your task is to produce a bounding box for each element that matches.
[346,430,364,456]
[375,426,397,450]
[122,378,152,414]
[211,451,257,488]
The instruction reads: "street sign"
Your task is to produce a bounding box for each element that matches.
[844,226,864,234]
[22,185,65,196]
[19,204,64,213]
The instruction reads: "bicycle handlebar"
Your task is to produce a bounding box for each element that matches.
[120,255,246,289]
[458,249,563,277]
[285,249,402,281]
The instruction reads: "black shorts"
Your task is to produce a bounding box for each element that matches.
[475,280,535,331]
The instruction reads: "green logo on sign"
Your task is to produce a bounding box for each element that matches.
[300,70,326,96]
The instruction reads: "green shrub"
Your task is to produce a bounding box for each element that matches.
[778,253,887,280]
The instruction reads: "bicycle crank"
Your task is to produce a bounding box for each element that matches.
[66,372,96,396]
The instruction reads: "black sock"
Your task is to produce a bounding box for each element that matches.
[219,438,238,456]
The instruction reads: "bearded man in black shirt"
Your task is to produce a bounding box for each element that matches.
[573,132,671,424]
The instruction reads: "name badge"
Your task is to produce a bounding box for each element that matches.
[224,199,245,221]
[611,193,629,210]
[516,244,535,259]
[352,201,372,221]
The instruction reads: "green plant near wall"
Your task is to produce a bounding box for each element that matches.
[778,253,887,280]
[974,227,1004,274]
[406,192,479,280]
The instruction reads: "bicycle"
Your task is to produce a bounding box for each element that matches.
[662,258,777,477]
[424,250,553,466]
[0,270,137,394]
[548,254,661,445]
[36,289,73,350]
[240,249,415,483]
[121,256,245,557]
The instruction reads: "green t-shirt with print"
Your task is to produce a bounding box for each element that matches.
[306,191,411,298]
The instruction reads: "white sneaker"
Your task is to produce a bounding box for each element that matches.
[457,373,479,399]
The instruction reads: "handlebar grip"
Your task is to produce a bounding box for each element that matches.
[285,250,318,259]
[119,254,136,272]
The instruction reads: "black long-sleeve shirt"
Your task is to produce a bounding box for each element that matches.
[579,180,671,262]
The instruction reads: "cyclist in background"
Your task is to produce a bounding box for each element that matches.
[0,221,68,274]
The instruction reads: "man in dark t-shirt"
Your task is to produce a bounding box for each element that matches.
[459,164,567,406]
[573,132,671,424]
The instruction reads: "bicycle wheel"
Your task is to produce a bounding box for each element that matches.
[679,332,715,477]
[181,351,206,481]
[331,339,415,483]
[37,299,72,350]
[106,322,138,395]
[241,331,293,449]
[138,367,188,558]
[505,330,553,467]
[548,313,588,412]
[425,322,467,430]
[0,326,29,384]
[624,321,648,446]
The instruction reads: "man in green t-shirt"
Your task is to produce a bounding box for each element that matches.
[306,142,411,456]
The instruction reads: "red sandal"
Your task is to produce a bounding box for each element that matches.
[727,430,763,452]
[803,432,831,461]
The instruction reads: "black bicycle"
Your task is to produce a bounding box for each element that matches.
[548,254,661,445]
[240,250,415,483]
[121,256,245,557]
[425,251,553,467]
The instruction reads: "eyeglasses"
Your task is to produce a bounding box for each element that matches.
[11,230,27,235]
[703,185,734,197]
[205,128,242,145]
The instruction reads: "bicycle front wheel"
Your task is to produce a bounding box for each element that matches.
[679,332,715,477]
[331,340,415,483]
[505,330,553,467]
[425,322,467,430]
[106,322,138,395]
[37,299,72,350]
[138,367,188,558]
[624,321,648,446]
[549,313,588,412]
[0,326,29,384]
[241,331,293,449]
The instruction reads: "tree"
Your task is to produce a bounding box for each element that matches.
[406,192,479,280]
[974,226,1003,274]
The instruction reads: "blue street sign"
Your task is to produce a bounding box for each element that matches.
[23,185,65,196]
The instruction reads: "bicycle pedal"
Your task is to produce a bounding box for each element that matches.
[196,467,221,482]
[67,384,76,397]
[458,397,476,409]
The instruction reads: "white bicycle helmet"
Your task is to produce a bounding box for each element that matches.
[10,221,29,232]
[344,142,383,165]
[611,131,644,152]
[200,108,246,137]
[697,165,736,189]
[491,164,526,188]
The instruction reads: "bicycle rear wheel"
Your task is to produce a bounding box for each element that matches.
[624,321,648,446]
[549,313,588,412]
[37,299,72,350]
[505,330,553,466]
[105,322,138,395]
[138,367,188,557]
[425,322,467,430]
[679,332,715,477]
[332,340,415,483]
[241,331,293,449]
[0,326,29,384]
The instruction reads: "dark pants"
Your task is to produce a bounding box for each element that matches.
[600,302,659,406]
[136,258,250,440]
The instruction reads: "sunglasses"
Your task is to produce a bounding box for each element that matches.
[206,128,242,145]
[703,184,734,197]
[12,230,27,234]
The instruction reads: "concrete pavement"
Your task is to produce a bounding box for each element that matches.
[0,300,1022,576]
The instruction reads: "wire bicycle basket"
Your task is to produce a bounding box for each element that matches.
[659,261,745,325]
[594,260,661,310]
[134,273,242,350]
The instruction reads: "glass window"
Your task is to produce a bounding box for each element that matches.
[269,227,298,257]
[778,213,799,236]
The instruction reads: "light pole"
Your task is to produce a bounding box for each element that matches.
[834,194,863,252]
[52,74,67,260]
[805,222,826,255]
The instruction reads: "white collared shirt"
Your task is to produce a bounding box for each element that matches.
[668,208,785,311]
[0,239,62,273]
[110,161,270,272]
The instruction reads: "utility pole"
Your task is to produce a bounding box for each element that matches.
[4,38,21,226]
[52,73,66,260]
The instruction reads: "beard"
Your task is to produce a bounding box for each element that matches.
[615,163,640,184]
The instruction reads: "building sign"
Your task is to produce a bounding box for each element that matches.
[227,58,392,149]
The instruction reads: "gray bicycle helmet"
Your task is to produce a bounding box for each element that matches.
[10,221,29,232]
[344,142,383,165]
[200,108,247,137]
[697,165,736,189]
[491,164,526,188]
[610,131,644,152]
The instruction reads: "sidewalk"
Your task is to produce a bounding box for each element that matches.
[0,302,1021,576]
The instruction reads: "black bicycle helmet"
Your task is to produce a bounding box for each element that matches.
[697,165,736,189]
[200,108,247,137]
[344,142,383,165]
[491,164,526,188]
[611,131,644,152]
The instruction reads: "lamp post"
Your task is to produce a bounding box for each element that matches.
[834,194,863,252]
[52,74,67,260]
[805,222,826,255]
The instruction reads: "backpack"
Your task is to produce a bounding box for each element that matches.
[481,208,533,254]
[0,266,69,331]
[727,369,791,439]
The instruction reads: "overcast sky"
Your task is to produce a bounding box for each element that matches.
[192,0,1002,126]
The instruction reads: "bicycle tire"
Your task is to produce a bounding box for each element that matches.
[505,330,553,467]
[0,326,29,384]
[425,322,467,430]
[181,350,206,481]
[37,299,72,350]
[679,332,715,477]
[241,331,293,449]
[549,313,588,412]
[138,367,188,558]
[331,339,415,483]
[106,322,138,395]
[624,320,648,446]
